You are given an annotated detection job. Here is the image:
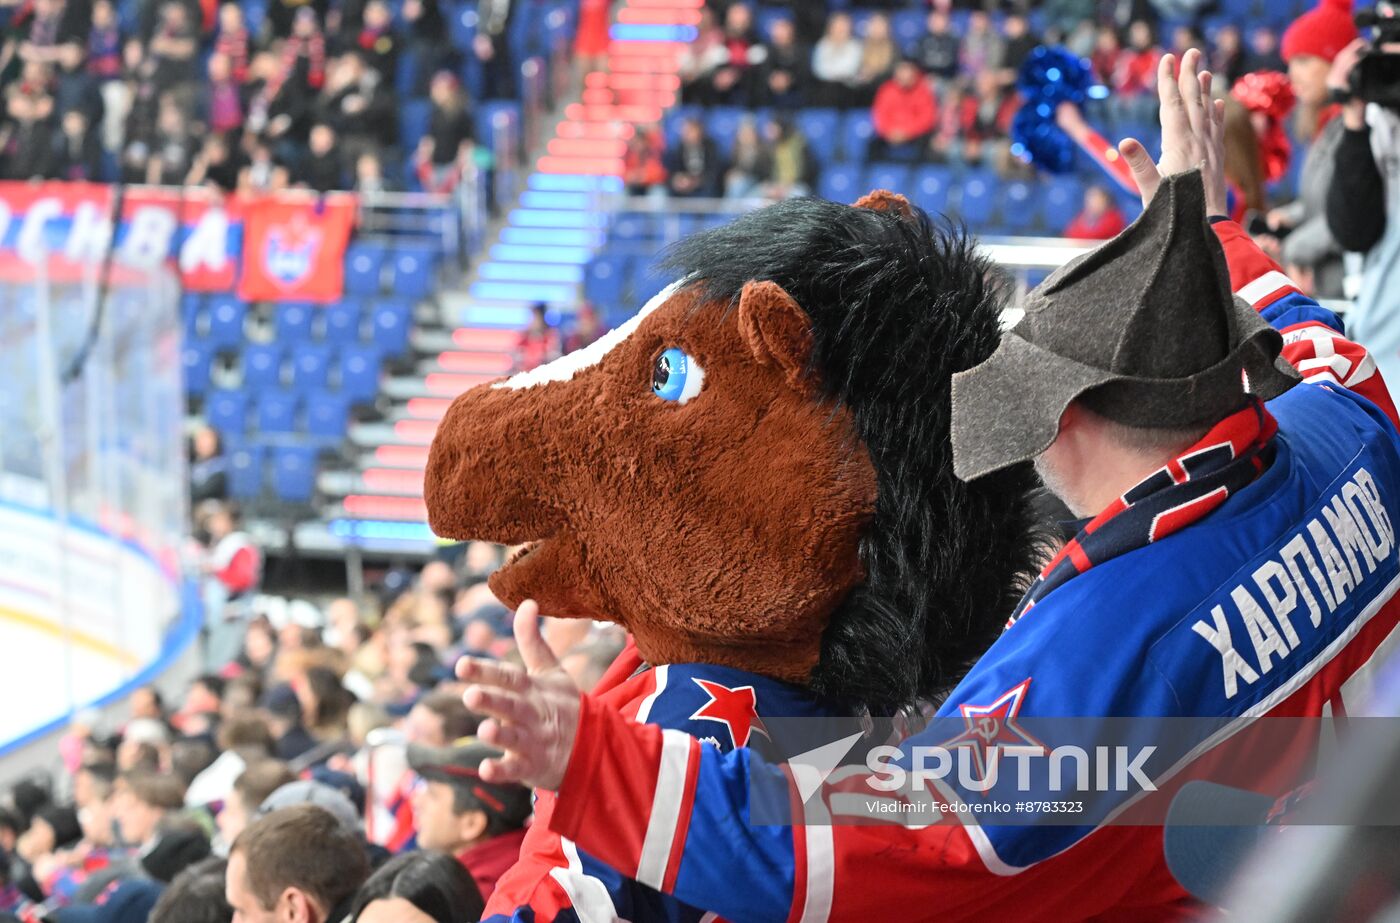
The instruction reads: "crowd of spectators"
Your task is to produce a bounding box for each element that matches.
[0,0,512,191]
[0,540,625,922]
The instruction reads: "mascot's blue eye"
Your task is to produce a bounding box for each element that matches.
[652,348,705,404]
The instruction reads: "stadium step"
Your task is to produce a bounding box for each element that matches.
[477,262,586,284]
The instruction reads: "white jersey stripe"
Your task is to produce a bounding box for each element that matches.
[635,729,693,890]
[1236,270,1298,306]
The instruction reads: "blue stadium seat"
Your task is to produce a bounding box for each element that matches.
[241,344,283,390]
[344,243,387,296]
[865,163,912,197]
[794,109,841,165]
[1000,181,1040,234]
[256,391,299,434]
[755,7,790,41]
[182,293,204,341]
[227,445,264,500]
[322,300,363,344]
[306,391,350,440]
[911,165,952,216]
[205,389,247,437]
[477,101,521,152]
[340,345,382,404]
[891,10,927,54]
[584,255,625,310]
[291,344,333,391]
[817,164,861,203]
[275,302,315,342]
[370,302,412,357]
[956,170,997,229]
[840,111,874,163]
[391,246,437,299]
[183,342,213,397]
[271,446,317,503]
[399,99,432,152]
[1042,176,1084,232]
[449,3,477,50]
[610,213,653,242]
[705,108,746,153]
[206,296,247,349]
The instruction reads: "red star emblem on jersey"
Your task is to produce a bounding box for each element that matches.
[940,678,1047,786]
[688,679,763,748]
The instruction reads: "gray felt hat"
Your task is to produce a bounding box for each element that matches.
[950,169,1300,482]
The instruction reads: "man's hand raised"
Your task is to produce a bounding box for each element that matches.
[1118,49,1229,217]
[457,600,582,791]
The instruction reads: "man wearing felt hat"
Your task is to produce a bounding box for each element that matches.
[446,49,1400,920]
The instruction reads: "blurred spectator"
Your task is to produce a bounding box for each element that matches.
[1,72,57,180]
[259,683,317,762]
[999,13,1039,82]
[266,0,328,42]
[143,92,197,184]
[1212,23,1247,86]
[213,2,249,81]
[414,72,474,194]
[350,851,484,923]
[758,17,807,108]
[724,118,772,199]
[470,0,516,102]
[295,123,344,192]
[854,12,897,105]
[514,303,561,372]
[190,424,228,504]
[129,687,164,723]
[353,151,393,193]
[239,140,292,192]
[622,124,666,195]
[285,8,329,91]
[184,715,275,809]
[406,739,530,901]
[916,10,960,83]
[197,500,262,671]
[48,108,101,179]
[225,805,368,923]
[316,51,394,172]
[187,134,245,191]
[354,0,396,84]
[1116,20,1163,101]
[87,0,123,80]
[205,52,243,136]
[148,1,198,90]
[678,7,729,106]
[1091,23,1125,84]
[931,82,977,164]
[960,10,1003,79]
[215,761,296,853]
[1043,0,1098,36]
[707,2,759,106]
[562,306,605,354]
[1245,26,1286,74]
[149,856,231,923]
[664,115,722,197]
[1063,184,1128,240]
[869,59,937,163]
[811,11,862,108]
[401,0,454,94]
[762,116,815,198]
[245,51,308,166]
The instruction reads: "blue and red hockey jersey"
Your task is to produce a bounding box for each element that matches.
[482,659,850,922]
[537,220,1400,922]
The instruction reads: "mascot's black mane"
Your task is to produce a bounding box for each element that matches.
[663,196,1047,712]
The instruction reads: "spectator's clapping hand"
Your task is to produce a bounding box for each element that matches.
[1118,49,1228,217]
[457,600,581,791]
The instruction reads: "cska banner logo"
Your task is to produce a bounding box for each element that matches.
[238,195,357,303]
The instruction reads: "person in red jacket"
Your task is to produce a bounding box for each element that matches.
[868,58,938,162]
[1063,184,1128,240]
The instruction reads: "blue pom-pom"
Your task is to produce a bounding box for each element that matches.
[1011,46,1105,175]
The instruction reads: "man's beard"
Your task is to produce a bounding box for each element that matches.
[1034,453,1088,519]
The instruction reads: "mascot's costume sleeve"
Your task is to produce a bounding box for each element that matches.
[422,192,1044,923]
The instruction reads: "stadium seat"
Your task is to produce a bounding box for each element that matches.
[206,296,247,349]
[955,169,997,229]
[891,10,927,53]
[477,101,521,152]
[399,99,432,152]
[306,392,350,440]
[911,165,952,216]
[256,391,299,434]
[817,164,861,203]
[705,108,746,154]
[865,163,912,197]
[339,345,383,405]
[271,446,317,503]
[391,246,437,300]
[291,344,333,391]
[369,302,412,358]
[205,389,247,437]
[241,344,283,390]
[227,445,264,500]
[275,302,315,342]
[584,255,625,310]
[1000,181,1040,234]
[840,111,874,163]
[344,243,387,296]
[449,3,477,50]
[183,342,213,397]
[182,292,204,341]
[794,109,841,165]
[322,300,363,344]
[1042,176,1084,233]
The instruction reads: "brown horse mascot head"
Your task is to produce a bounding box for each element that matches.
[424,192,1042,711]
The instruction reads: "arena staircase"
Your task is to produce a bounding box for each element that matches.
[321,0,697,544]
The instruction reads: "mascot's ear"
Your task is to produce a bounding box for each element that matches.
[737,280,816,395]
[852,189,914,218]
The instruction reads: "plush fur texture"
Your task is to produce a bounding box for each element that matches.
[661,196,1045,709]
[424,192,1044,711]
